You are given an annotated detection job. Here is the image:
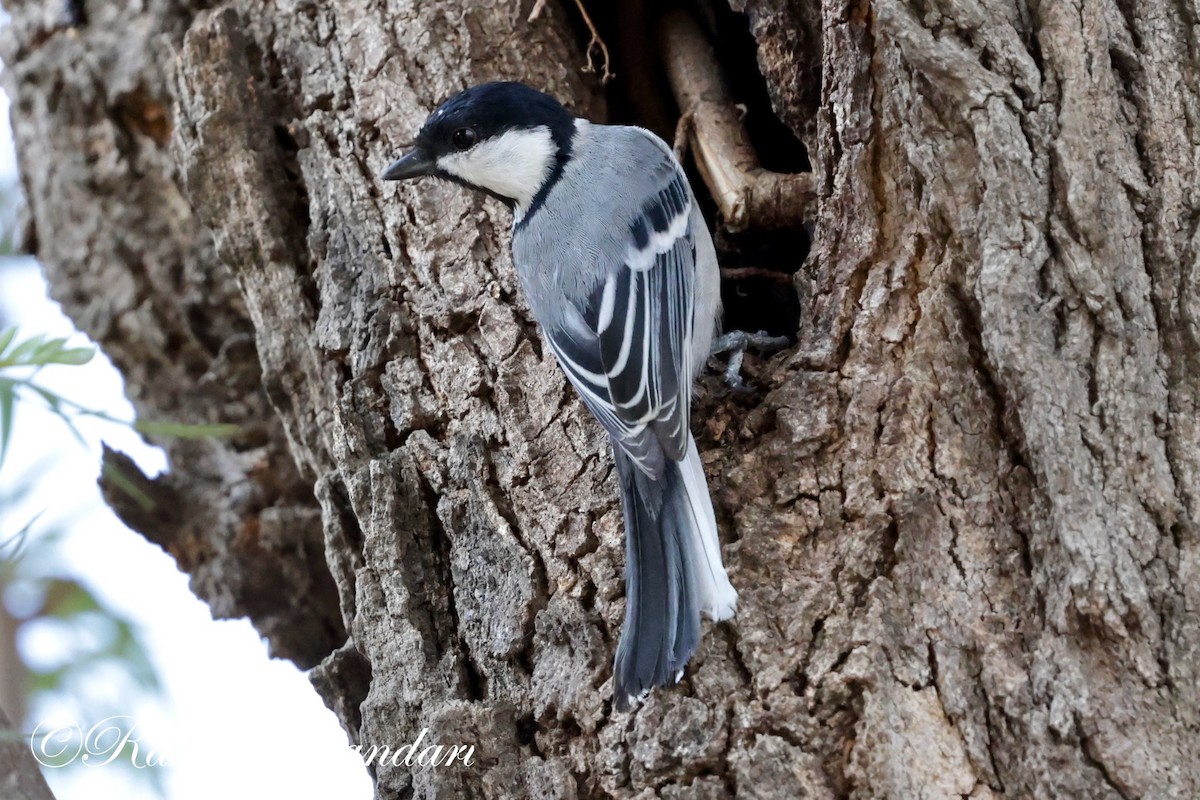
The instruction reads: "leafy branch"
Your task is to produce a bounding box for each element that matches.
[0,325,239,470]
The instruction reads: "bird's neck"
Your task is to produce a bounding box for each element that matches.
[513,118,585,226]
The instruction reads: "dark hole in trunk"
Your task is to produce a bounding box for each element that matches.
[561,0,810,341]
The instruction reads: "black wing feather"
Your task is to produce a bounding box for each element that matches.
[544,168,697,475]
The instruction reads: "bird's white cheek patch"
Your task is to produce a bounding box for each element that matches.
[437,127,556,211]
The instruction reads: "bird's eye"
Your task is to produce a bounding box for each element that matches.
[452,127,477,150]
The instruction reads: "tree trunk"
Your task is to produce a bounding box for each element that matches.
[4,0,1198,797]
[0,707,56,800]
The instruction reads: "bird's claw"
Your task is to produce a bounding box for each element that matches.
[710,330,791,392]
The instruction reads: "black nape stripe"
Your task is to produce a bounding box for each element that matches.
[515,122,576,229]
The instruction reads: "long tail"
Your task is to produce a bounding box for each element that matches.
[611,434,737,711]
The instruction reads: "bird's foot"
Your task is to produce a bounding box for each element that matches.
[710,330,791,392]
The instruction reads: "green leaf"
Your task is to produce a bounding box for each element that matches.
[0,728,30,745]
[133,420,240,439]
[45,400,88,448]
[0,326,16,357]
[26,663,71,695]
[101,461,155,512]
[30,336,70,364]
[49,346,95,366]
[112,619,161,692]
[23,383,91,446]
[0,333,94,368]
[40,578,105,619]
[0,510,40,572]
[25,381,62,408]
[0,378,13,469]
[1,332,45,366]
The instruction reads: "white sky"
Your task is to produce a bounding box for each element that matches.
[0,87,372,798]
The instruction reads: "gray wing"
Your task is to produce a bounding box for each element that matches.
[543,157,698,478]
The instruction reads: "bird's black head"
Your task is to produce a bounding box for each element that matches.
[382,82,577,212]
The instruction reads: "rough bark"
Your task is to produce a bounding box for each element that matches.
[0,708,56,800]
[3,0,1198,798]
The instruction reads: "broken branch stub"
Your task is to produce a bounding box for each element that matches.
[659,10,815,232]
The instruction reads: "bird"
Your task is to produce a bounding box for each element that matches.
[382,81,737,711]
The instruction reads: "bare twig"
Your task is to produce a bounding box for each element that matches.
[527,0,549,21]
[720,266,795,284]
[673,110,693,161]
[528,0,613,83]
[573,0,613,83]
[659,11,814,231]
